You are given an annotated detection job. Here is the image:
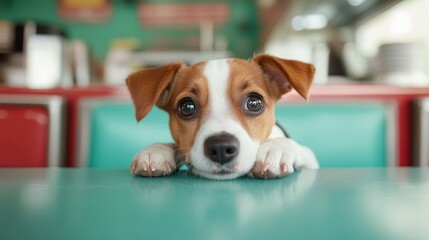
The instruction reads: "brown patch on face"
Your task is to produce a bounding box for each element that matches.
[227,59,277,142]
[163,62,210,163]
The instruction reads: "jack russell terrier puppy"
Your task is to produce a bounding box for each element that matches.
[126,54,319,180]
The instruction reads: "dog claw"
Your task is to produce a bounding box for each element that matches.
[262,162,270,172]
[131,160,176,177]
[142,162,148,171]
[130,160,137,174]
[149,162,156,172]
[165,162,172,173]
[280,162,287,173]
[131,144,177,177]
[251,160,290,179]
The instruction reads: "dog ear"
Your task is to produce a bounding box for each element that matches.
[252,54,315,100]
[126,62,183,122]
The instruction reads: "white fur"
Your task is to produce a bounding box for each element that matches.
[190,60,260,180]
[269,125,287,138]
[130,143,176,176]
[256,126,319,175]
[255,137,319,177]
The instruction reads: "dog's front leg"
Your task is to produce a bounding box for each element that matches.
[130,143,178,177]
[249,138,319,179]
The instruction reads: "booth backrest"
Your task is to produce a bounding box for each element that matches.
[276,102,396,167]
[77,99,172,168]
[77,99,396,168]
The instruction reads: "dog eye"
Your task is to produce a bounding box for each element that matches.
[178,97,198,119]
[244,93,265,115]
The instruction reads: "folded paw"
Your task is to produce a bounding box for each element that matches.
[130,144,176,177]
[249,138,296,179]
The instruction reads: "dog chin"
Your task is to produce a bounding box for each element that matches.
[191,168,246,180]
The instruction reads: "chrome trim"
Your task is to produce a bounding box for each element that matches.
[412,98,429,167]
[384,101,398,167]
[76,97,130,167]
[0,95,67,167]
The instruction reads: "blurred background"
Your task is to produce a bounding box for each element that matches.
[1,0,429,86]
[1,0,429,169]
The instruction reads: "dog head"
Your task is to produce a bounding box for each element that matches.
[126,54,314,179]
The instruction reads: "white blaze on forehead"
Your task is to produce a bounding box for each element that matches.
[203,59,230,117]
[189,59,260,180]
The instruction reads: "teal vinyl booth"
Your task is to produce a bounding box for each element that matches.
[276,102,396,167]
[76,98,173,168]
[76,98,397,168]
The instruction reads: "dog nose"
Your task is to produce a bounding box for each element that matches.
[204,133,239,165]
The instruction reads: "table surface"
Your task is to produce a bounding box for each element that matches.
[0,168,428,240]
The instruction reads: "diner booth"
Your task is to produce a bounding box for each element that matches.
[1,1,429,239]
[1,0,428,168]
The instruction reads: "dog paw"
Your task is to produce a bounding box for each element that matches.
[249,138,296,179]
[130,144,176,177]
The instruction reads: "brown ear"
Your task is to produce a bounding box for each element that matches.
[252,54,315,100]
[126,62,183,122]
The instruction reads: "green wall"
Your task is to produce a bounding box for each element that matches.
[0,0,260,60]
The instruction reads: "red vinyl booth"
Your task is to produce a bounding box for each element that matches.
[0,87,129,167]
[0,95,66,167]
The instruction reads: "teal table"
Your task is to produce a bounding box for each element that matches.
[1,168,428,240]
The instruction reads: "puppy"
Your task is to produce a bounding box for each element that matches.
[126,54,319,180]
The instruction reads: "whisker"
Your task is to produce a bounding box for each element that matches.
[184,163,193,176]
[172,148,191,174]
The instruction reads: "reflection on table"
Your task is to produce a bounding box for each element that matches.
[0,168,428,240]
